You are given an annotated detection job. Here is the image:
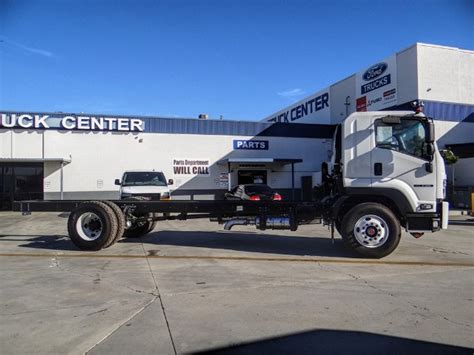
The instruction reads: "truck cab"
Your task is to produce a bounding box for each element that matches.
[115,170,172,200]
[326,110,448,256]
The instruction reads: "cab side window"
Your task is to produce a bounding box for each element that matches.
[375,119,428,160]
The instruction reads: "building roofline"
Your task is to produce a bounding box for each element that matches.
[0,109,258,124]
[398,42,474,54]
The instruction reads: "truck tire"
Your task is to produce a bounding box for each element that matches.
[67,201,118,251]
[340,202,401,258]
[102,201,126,247]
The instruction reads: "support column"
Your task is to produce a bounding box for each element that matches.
[60,162,64,200]
[227,162,231,191]
[291,162,295,201]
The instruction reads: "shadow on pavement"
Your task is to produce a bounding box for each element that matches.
[134,230,354,258]
[3,235,80,251]
[195,329,472,355]
[449,219,474,226]
[8,230,356,258]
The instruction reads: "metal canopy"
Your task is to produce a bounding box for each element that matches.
[0,157,72,164]
[219,158,302,200]
[217,158,302,165]
[0,157,72,201]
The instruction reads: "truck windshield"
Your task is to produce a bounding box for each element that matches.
[375,119,428,159]
[123,172,167,186]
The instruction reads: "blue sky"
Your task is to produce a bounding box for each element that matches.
[0,0,472,120]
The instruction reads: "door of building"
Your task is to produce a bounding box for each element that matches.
[0,163,44,210]
[237,170,267,185]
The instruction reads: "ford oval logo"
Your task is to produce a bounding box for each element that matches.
[363,62,388,81]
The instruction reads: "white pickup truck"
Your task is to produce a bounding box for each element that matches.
[115,170,173,200]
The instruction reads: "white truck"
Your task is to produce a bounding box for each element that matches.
[115,170,173,200]
[320,110,449,257]
[16,110,449,258]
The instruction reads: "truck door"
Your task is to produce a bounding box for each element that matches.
[371,118,436,210]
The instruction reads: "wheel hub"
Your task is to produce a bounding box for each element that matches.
[76,212,103,241]
[353,214,389,248]
[366,226,377,237]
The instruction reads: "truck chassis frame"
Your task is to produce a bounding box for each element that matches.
[12,195,441,259]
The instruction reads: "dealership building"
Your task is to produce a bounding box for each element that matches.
[0,43,473,210]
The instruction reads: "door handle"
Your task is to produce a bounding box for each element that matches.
[374,163,383,176]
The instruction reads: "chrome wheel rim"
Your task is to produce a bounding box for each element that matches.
[353,214,389,248]
[76,212,103,241]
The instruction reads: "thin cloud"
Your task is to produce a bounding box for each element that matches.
[277,88,306,98]
[1,37,54,57]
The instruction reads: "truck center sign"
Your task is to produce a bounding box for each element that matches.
[0,113,144,132]
[265,89,330,124]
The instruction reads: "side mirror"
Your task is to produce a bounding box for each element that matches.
[426,142,434,156]
[167,179,174,185]
[114,179,121,186]
[424,143,435,163]
[426,121,435,143]
[425,162,433,173]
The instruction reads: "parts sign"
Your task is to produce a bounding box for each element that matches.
[173,159,210,175]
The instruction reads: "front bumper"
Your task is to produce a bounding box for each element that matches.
[441,201,449,229]
[405,201,449,232]
[121,193,170,201]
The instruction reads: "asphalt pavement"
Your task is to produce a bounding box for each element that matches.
[0,212,473,354]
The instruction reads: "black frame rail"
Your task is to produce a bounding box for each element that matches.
[13,200,302,215]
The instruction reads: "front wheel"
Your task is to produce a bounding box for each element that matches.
[340,203,401,258]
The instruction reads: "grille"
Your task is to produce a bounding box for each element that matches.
[131,193,161,200]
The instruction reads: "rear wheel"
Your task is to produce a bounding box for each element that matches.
[102,201,126,246]
[340,203,401,258]
[67,201,118,250]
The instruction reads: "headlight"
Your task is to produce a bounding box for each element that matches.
[161,192,170,200]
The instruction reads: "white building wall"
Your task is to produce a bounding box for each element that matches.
[435,121,474,147]
[11,131,43,159]
[417,43,474,104]
[435,120,474,187]
[0,130,44,159]
[0,131,12,158]
[38,130,328,199]
[329,75,356,123]
[396,44,418,104]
